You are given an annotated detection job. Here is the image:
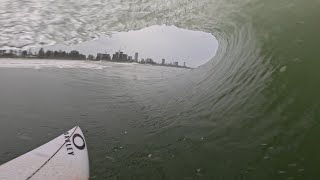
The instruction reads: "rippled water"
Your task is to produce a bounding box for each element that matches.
[1,0,320,179]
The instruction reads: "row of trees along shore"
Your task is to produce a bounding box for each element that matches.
[0,48,86,60]
[37,48,86,60]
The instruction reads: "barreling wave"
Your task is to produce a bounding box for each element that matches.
[1,0,320,179]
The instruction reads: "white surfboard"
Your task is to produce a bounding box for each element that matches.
[0,126,89,180]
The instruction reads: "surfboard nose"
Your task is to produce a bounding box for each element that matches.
[0,126,90,180]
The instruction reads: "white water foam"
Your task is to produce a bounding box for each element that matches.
[0,59,112,69]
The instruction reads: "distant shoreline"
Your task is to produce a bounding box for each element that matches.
[0,48,193,69]
[0,57,194,69]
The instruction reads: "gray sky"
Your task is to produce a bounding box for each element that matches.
[43,25,218,67]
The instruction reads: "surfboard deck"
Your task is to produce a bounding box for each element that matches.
[0,126,89,180]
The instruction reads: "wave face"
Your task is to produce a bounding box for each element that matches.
[2,0,320,179]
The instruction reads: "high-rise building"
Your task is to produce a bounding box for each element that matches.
[183,62,186,67]
[123,54,128,61]
[174,62,179,66]
[101,54,111,61]
[112,52,120,61]
[134,52,138,62]
[162,59,165,65]
[118,52,128,61]
[96,53,102,60]
[107,54,111,61]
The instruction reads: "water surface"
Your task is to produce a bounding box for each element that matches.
[1,0,320,179]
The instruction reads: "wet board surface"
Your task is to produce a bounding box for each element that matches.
[0,126,89,180]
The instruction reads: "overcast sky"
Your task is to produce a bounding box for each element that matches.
[43,25,218,67]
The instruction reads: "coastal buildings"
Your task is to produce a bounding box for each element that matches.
[120,52,128,61]
[112,52,119,61]
[87,54,94,60]
[111,51,130,61]
[119,52,124,61]
[145,58,156,64]
[134,52,138,62]
[101,54,111,61]
[162,59,165,65]
[96,53,102,60]
[0,48,192,69]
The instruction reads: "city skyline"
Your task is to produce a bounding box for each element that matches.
[0,48,192,69]
[37,25,218,68]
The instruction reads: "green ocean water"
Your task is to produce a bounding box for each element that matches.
[1,0,320,179]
